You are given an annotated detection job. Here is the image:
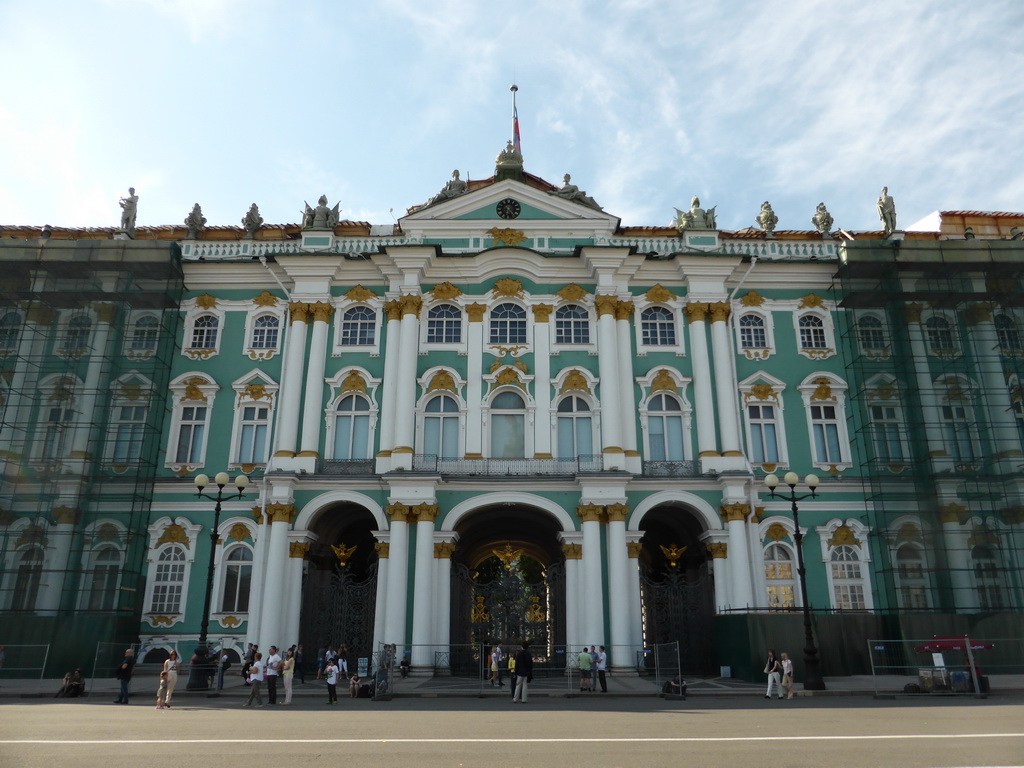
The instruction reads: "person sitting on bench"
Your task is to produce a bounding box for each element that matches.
[56,669,86,698]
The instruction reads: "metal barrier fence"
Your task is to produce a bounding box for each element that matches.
[867,636,1023,697]
[636,642,681,691]
[0,644,49,681]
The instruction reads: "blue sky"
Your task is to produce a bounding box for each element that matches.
[2,0,1022,233]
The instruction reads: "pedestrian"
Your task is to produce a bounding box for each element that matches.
[217,648,231,690]
[282,648,295,705]
[162,650,180,708]
[781,652,794,699]
[508,651,517,699]
[243,653,264,707]
[338,644,349,678]
[492,642,504,687]
[265,645,282,704]
[155,670,169,709]
[316,646,327,680]
[325,656,339,704]
[295,645,306,683]
[242,643,255,682]
[764,649,783,700]
[113,648,135,704]
[511,642,533,703]
[577,646,593,692]
[596,645,608,692]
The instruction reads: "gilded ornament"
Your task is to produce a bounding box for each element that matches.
[660,543,688,567]
[96,523,120,542]
[310,301,335,323]
[265,503,296,524]
[526,596,546,623]
[799,294,826,310]
[219,616,241,628]
[427,370,457,393]
[384,300,403,321]
[492,277,525,297]
[576,504,604,523]
[430,282,462,301]
[52,506,79,525]
[253,291,278,307]
[413,503,439,523]
[706,542,728,559]
[765,523,788,542]
[684,303,709,323]
[967,524,999,549]
[49,379,75,402]
[120,383,144,401]
[332,542,357,566]
[227,523,250,542]
[244,383,270,401]
[903,303,923,324]
[470,595,490,623]
[532,304,553,322]
[487,228,527,247]
[740,290,765,307]
[650,369,678,394]
[513,358,528,374]
[195,294,218,310]
[466,303,487,322]
[708,302,731,323]
[646,284,676,303]
[341,370,367,393]
[399,295,423,316]
[869,384,899,401]
[748,383,777,402]
[626,541,643,558]
[896,524,921,543]
[562,543,583,560]
[719,503,750,523]
[944,378,968,401]
[386,503,411,522]
[810,378,833,401]
[827,524,861,548]
[615,300,635,320]
[182,377,210,402]
[434,541,457,559]
[492,367,523,390]
[560,369,591,394]
[374,541,390,558]
[151,615,175,626]
[492,542,524,569]
[16,524,47,549]
[94,303,117,324]
[288,302,311,323]
[346,285,378,302]
[156,523,190,549]
[605,503,629,523]
[594,295,618,316]
[556,284,589,302]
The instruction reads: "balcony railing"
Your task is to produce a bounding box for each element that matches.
[411,454,603,476]
[641,460,701,477]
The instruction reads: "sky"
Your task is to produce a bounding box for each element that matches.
[1,0,1022,234]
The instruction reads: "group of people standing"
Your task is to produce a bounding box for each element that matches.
[241,644,300,707]
[576,645,608,692]
[763,649,795,700]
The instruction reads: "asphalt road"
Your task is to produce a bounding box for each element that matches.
[1,695,1022,768]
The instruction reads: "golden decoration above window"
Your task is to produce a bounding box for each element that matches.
[556,283,588,302]
[809,378,833,401]
[650,368,678,394]
[492,367,524,390]
[195,294,218,309]
[427,370,457,393]
[748,383,777,402]
[741,290,765,307]
[646,284,676,303]
[492,277,525,297]
[487,228,527,247]
[252,291,278,307]
[227,523,250,542]
[944,378,968,401]
[827,524,860,548]
[430,282,462,301]
[181,377,211,402]
[15,524,47,549]
[49,378,76,402]
[119,383,144,401]
[219,616,241,628]
[340,370,367,393]
[765,523,788,542]
[560,369,591,394]
[244,383,270,401]
[346,285,377,302]
[156,523,190,549]
[332,542,357,567]
[660,543,688,568]
[869,384,899,401]
[896,524,921,543]
[798,293,825,309]
[95,523,121,542]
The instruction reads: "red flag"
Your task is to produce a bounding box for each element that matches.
[513,103,521,153]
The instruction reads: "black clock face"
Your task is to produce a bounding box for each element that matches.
[496,198,521,219]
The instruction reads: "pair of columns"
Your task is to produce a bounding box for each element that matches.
[685,302,743,458]
[593,297,640,470]
[376,296,422,469]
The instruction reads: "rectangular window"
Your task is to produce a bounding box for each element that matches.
[941,404,976,461]
[748,404,779,463]
[237,405,269,464]
[113,406,147,462]
[810,404,843,463]
[870,405,904,462]
[176,406,207,464]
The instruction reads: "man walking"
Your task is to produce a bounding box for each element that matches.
[596,645,608,692]
[265,646,282,704]
[511,642,533,704]
[113,648,135,704]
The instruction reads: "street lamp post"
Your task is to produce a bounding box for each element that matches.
[764,471,826,691]
[186,471,248,691]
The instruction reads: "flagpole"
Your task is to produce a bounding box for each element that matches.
[510,84,520,153]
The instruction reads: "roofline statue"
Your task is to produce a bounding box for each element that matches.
[302,195,340,231]
[673,196,717,232]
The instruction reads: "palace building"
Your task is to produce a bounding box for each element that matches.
[2,142,1022,679]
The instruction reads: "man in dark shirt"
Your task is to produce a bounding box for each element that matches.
[511,642,533,703]
[113,648,135,703]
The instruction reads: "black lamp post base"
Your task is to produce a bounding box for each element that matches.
[802,657,826,691]
[186,645,212,690]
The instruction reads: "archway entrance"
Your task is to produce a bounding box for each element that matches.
[638,505,715,674]
[299,503,379,666]
[449,504,565,673]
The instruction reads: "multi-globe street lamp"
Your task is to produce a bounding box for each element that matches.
[764,471,826,691]
[186,471,248,690]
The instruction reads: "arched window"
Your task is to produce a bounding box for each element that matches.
[926,316,955,354]
[995,314,1022,355]
[130,315,159,352]
[150,546,186,614]
[799,315,826,350]
[641,307,676,346]
[489,303,527,345]
[87,546,121,611]
[427,304,462,344]
[739,314,766,349]
[221,546,253,613]
[191,314,219,348]
[0,312,22,351]
[66,316,92,352]
[895,543,929,609]
[12,547,43,611]
[972,544,1004,610]
[112,404,148,463]
[251,315,280,349]
[556,396,593,458]
[423,395,460,458]
[830,545,866,610]
[340,306,376,346]
[858,315,887,353]
[764,543,796,610]
[333,395,371,459]
[647,393,685,461]
[555,305,590,345]
[489,390,525,458]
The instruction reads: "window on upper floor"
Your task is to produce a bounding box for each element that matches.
[250,315,280,350]
[235,404,270,465]
[830,545,867,610]
[11,547,43,612]
[810,403,844,464]
[799,315,827,350]
[971,544,1005,610]
[220,545,253,613]
[190,314,219,349]
[86,546,122,611]
[340,306,376,346]
[175,405,209,464]
[895,542,930,610]
[641,307,676,346]
[869,402,906,464]
[646,393,685,461]
[740,314,767,349]
[149,546,186,614]
[423,394,460,458]
[130,315,159,353]
[112,404,148,464]
[489,303,527,345]
[925,316,956,355]
[940,401,978,463]
[995,314,1022,355]
[747,403,781,464]
[332,394,371,459]
[427,304,462,344]
[0,312,22,352]
[858,315,888,354]
[556,395,594,459]
[764,543,796,610]
[489,390,526,458]
[555,305,590,345]
[65,316,92,353]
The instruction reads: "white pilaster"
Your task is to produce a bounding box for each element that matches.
[722,502,755,610]
[605,504,630,668]
[391,295,422,470]
[246,508,270,647]
[595,296,623,469]
[705,537,731,612]
[941,510,977,611]
[67,303,115,463]
[371,535,390,654]
[561,533,583,651]
[284,532,314,648]
[297,302,333,460]
[35,510,78,614]
[410,504,439,667]
[375,301,402,471]
[464,305,486,458]
[0,304,52,469]
[905,308,947,464]
[272,303,310,461]
[578,504,606,645]
[615,301,641,472]
[433,534,457,668]
[709,303,742,456]
[257,503,294,648]
[625,533,644,658]
[532,306,553,457]
[686,304,718,457]
[383,504,412,651]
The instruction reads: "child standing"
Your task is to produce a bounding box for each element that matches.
[156,671,169,709]
[325,658,339,705]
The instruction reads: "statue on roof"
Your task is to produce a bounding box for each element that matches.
[184,203,207,239]
[811,202,834,236]
[302,195,340,230]
[424,170,469,207]
[242,203,264,239]
[877,186,897,236]
[673,196,717,232]
[755,201,778,238]
[118,187,138,237]
[550,173,602,210]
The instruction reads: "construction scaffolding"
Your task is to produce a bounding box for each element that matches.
[0,238,183,674]
[836,238,1024,625]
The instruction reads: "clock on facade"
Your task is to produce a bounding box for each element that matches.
[495,198,522,219]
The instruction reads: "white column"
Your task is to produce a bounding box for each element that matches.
[0,304,53,470]
[578,505,606,645]
[709,302,742,456]
[35,507,78,614]
[625,535,644,660]
[532,306,553,457]
[284,534,313,649]
[748,512,769,608]
[410,504,438,667]
[967,308,1022,462]
[616,301,640,471]
[686,303,718,457]
[67,303,115,462]
[375,301,402,470]
[723,504,755,609]
[273,303,310,459]
[383,504,412,651]
[707,540,731,612]
[371,536,390,654]
[257,503,294,648]
[464,304,486,458]
[941,508,977,611]
[604,504,631,669]
[561,537,583,651]
[246,509,270,647]
[391,296,422,470]
[595,296,623,469]
[433,535,457,669]
[297,302,333,458]
[905,306,947,463]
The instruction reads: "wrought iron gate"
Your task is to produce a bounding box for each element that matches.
[300,561,378,663]
[639,563,714,674]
